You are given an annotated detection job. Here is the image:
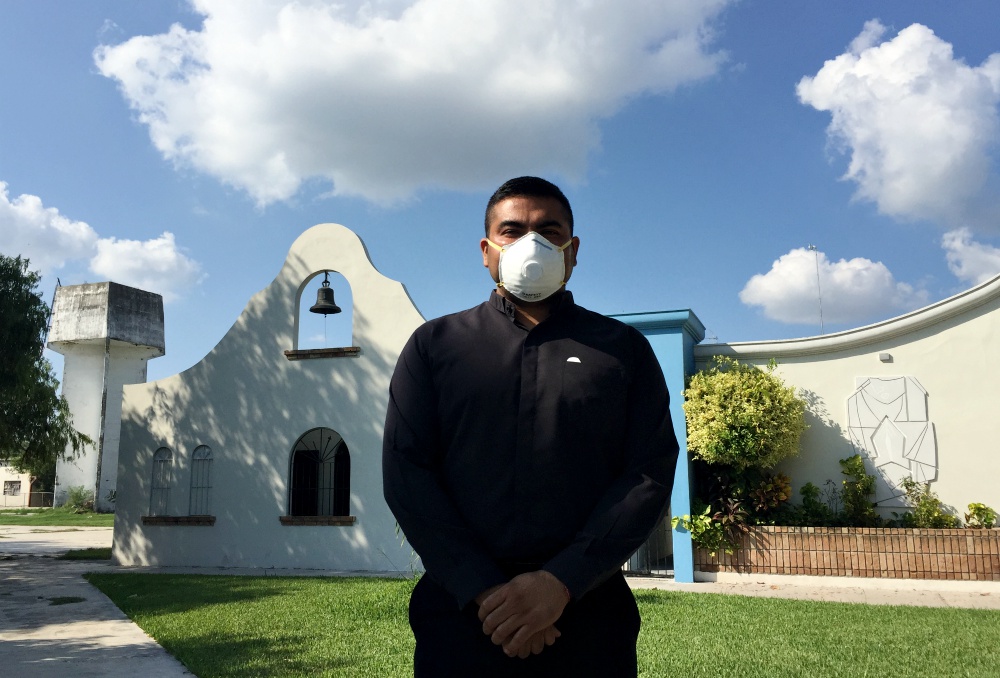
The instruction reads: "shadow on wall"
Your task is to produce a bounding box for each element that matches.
[777,388,854,505]
[114,241,421,572]
[780,388,952,518]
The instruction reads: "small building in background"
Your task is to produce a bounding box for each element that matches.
[0,461,40,508]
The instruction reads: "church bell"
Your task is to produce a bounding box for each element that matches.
[309,271,342,315]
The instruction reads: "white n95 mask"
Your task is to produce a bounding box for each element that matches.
[487,232,572,302]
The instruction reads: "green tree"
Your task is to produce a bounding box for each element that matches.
[683,356,807,470]
[0,255,90,480]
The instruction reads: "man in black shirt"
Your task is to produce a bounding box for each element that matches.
[383,176,678,676]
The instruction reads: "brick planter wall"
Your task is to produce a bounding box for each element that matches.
[695,526,1000,581]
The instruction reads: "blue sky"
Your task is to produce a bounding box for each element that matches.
[2,0,1000,382]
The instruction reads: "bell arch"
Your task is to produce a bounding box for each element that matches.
[296,270,354,350]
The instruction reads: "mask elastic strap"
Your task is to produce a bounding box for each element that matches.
[486,237,572,252]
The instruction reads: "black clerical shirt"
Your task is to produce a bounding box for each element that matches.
[382,291,678,608]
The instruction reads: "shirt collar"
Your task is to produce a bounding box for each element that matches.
[488,290,575,324]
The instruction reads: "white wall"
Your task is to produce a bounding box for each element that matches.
[114,223,425,572]
[53,342,158,510]
[53,347,105,503]
[694,275,1000,519]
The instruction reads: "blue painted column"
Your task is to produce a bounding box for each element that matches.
[612,310,705,582]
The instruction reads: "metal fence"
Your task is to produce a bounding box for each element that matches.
[622,514,673,577]
[1,491,54,508]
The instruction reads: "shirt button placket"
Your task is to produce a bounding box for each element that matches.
[513,334,538,515]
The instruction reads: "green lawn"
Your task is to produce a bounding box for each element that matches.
[0,507,114,527]
[86,573,1000,678]
[87,574,416,677]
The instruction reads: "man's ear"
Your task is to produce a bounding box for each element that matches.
[480,238,491,267]
[570,236,580,266]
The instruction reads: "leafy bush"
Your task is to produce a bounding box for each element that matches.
[896,478,960,528]
[684,357,807,470]
[65,485,95,513]
[776,481,837,527]
[839,454,878,527]
[772,457,877,528]
[671,503,734,556]
[749,473,792,516]
[965,503,997,529]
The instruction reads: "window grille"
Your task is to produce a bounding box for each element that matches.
[3,481,20,496]
[150,447,173,516]
[189,445,213,516]
[289,427,351,517]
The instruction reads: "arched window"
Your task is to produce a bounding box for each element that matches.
[149,447,173,516]
[289,428,351,516]
[189,445,213,516]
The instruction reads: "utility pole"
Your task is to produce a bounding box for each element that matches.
[807,245,824,334]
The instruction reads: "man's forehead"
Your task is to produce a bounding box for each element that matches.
[488,196,571,226]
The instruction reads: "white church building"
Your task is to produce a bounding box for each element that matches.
[48,222,1000,576]
[108,224,424,570]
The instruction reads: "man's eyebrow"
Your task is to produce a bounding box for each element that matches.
[534,219,566,229]
[496,219,527,229]
[496,218,566,229]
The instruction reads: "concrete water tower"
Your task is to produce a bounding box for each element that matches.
[47,282,164,512]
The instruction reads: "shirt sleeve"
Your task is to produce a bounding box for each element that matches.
[382,329,508,608]
[541,330,679,598]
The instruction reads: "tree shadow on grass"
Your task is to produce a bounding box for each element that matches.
[86,573,414,677]
[85,572,324,621]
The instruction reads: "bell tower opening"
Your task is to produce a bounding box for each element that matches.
[298,270,353,350]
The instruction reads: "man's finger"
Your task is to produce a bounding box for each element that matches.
[490,614,523,646]
[476,585,507,622]
[500,624,536,657]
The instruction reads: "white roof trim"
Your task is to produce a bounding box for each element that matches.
[695,272,1000,359]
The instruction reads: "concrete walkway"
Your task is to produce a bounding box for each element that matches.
[629,572,1000,609]
[3,525,1000,678]
[0,526,192,677]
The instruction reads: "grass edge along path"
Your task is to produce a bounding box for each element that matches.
[86,573,1000,678]
[58,547,112,560]
[0,507,114,527]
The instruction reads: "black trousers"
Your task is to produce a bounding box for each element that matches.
[409,572,640,677]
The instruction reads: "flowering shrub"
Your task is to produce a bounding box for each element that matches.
[683,357,807,470]
[965,503,997,529]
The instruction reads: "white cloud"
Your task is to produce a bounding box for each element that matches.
[0,181,99,273]
[797,21,1000,230]
[739,247,927,327]
[90,232,203,302]
[94,0,731,205]
[0,181,201,302]
[942,228,1000,286]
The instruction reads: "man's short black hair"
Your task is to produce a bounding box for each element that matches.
[484,176,574,235]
